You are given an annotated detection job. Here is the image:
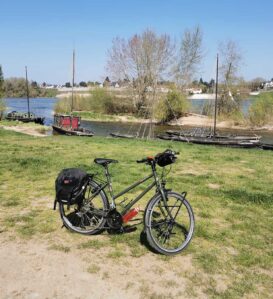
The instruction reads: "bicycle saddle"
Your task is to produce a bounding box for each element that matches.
[94,158,118,166]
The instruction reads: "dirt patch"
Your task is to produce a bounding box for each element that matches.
[208,183,221,190]
[0,236,200,299]
[0,125,48,137]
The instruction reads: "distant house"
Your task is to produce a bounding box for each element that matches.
[185,88,202,95]
[111,82,120,88]
[264,80,273,90]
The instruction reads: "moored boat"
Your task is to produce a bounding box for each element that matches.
[109,133,136,139]
[157,134,259,148]
[52,114,94,137]
[6,111,45,125]
[260,143,273,150]
[165,130,261,144]
[5,67,45,125]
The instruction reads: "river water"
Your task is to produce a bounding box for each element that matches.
[4,97,273,144]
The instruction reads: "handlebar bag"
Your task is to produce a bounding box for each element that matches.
[55,168,88,206]
[156,151,176,167]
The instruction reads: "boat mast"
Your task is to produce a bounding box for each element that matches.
[25,66,30,118]
[71,50,75,113]
[213,54,219,137]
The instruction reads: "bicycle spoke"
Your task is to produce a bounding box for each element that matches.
[147,193,194,254]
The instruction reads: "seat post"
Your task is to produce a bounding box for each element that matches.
[104,164,115,206]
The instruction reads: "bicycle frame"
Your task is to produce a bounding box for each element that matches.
[90,162,168,215]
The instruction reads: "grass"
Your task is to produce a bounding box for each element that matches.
[0,125,272,298]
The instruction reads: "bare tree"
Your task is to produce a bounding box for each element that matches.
[174,25,203,88]
[217,40,243,115]
[219,40,242,85]
[107,29,174,110]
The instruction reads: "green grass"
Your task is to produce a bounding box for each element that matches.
[0,126,272,298]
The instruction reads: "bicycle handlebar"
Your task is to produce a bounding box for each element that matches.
[136,149,179,164]
[136,158,147,163]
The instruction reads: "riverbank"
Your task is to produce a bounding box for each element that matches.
[76,111,273,131]
[0,129,272,298]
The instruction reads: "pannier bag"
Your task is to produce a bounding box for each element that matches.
[155,150,177,167]
[54,168,88,209]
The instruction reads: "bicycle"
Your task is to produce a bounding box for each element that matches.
[56,149,195,255]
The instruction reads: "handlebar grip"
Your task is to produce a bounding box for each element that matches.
[136,159,146,163]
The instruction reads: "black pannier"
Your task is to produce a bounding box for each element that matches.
[54,168,88,208]
[155,150,177,167]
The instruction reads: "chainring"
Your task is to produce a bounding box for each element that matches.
[106,209,123,230]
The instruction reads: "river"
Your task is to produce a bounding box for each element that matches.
[4,97,273,144]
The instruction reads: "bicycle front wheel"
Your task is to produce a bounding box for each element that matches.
[59,180,109,235]
[144,191,194,255]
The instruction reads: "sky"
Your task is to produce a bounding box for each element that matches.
[0,0,272,84]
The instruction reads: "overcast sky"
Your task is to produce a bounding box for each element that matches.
[1,0,272,84]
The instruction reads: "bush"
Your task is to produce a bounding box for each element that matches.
[54,88,136,115]
[249,92,273,126]
[0,99,6,120]
[155,90,189,123]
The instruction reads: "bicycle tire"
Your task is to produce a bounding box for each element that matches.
[144,191,194,255]
[59,179,109,235]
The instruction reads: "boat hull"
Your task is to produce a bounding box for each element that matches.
[158,134,259,148]
[52,125,94,137]
[5,116,45,125]
[109,133,136,139]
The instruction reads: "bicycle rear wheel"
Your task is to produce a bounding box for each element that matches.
[144,191,194,255]
[59,180,109,235]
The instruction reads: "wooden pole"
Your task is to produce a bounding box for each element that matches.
[25,66,30,118]
[213,54,219,137]
[71,50,75,113]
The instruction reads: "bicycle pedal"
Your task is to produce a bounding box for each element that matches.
[123,226,137,233]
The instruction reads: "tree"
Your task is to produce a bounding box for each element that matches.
[0,65,4,97]
[107,29,174,112]
[79,81,87,87]
[103,76,111,87]
[0,65,6,120]
[217,40,243,117]
[219,40,242,85]
[31,81,38,88]
[65,82,71,88]
[174,25,203,88]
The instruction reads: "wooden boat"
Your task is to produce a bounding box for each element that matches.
[157,134,259,148]
[109,133,136,139]
[5,67,45,125]
[260,143,273,150]
[6,111,45,125]
[52,114,94,137]
[165,130,261,143]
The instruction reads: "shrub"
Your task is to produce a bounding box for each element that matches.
[155,90,189,123]
[0,99,6,120]
[249,92,273,126]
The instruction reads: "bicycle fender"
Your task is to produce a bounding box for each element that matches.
[143,192,161,222]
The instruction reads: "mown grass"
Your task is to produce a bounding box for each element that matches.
[0,126,272,298]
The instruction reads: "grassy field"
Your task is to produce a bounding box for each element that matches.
[0,126,272,298]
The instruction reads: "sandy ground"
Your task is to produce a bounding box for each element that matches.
[170,114,273,131]
[0,234,196,299]
[0,125,48,137]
